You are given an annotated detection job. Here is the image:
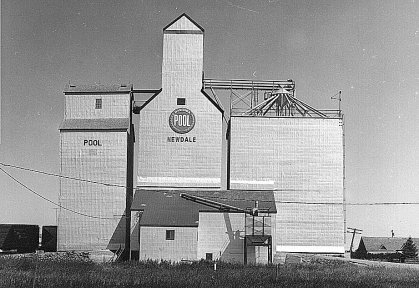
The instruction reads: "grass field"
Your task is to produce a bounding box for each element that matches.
[1,254,419,288]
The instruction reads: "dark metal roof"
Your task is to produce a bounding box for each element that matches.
[59,118,129,131]
[132,191,200,227]
[131,189,276,227]
[64,84,132,93]
[163,13,204,32]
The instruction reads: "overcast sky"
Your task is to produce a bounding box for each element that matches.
[1,0,418,248]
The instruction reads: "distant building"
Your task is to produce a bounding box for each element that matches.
[355,236,419,259]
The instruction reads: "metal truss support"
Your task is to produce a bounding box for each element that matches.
[203,78,341,118]
[203,78,295,116]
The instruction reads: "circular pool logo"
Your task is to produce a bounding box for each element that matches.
[169,108,196,134]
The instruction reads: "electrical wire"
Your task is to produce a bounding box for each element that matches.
[2,162,419,206]
[0,166,115,220]
[0,162,126,189]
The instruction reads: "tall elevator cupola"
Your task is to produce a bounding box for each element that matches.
[162,13,205,96]
[136,14,223,189]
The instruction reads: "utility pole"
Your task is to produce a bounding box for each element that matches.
[124,89,135,261]
[347,227,362,258]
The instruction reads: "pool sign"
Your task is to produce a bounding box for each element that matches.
[84,139,102,146]
[169,108,195,134]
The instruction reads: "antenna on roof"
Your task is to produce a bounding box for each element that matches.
[331,90,342,118]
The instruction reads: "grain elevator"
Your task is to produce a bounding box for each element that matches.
[58,13,345,261]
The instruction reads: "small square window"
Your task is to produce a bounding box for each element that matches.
[206,253,213,261]
[166,230,175,240]
[177,98,186,105]
[95,98,102,109]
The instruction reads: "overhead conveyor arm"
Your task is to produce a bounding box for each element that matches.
[180,193,269,216]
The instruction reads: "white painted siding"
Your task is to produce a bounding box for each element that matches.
[65,94,130,119]
[197,213,245,263]
[58,131,126,251]
[230,117,344,254]
[139,227,197,261]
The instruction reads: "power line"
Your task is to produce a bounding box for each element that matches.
[2,162,419,206]
[346,202,419,206]
[0,162,126,189]
[0,167,115,220]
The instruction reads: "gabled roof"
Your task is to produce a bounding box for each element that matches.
[59,118,129,131]
[131,189,276,227]
[137,89,224,114]
[163,13,204,32]
[64,84,132,94]
[360,237,419,253]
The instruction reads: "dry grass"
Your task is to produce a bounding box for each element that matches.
[1,254,419,287]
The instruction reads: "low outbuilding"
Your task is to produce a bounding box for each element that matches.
[108,189,277,263]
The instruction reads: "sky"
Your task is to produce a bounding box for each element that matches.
[1,0,418,249]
